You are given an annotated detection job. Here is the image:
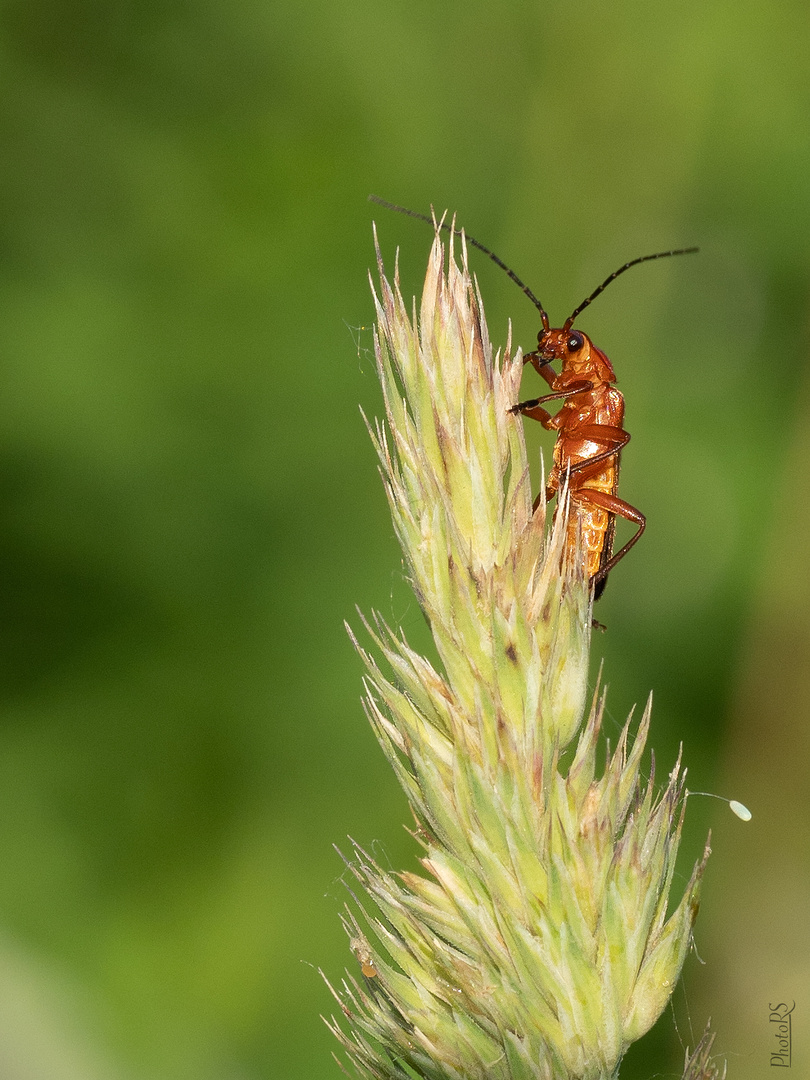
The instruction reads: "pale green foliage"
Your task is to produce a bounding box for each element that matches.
[325,229,708,1080]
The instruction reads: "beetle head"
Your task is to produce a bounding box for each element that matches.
[535,326,617,383]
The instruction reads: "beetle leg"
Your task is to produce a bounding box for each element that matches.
[573,489,646,583]
[522,351,557,385]
[509,381,594,422]
[566,425,630,476]
[510,398,555,425]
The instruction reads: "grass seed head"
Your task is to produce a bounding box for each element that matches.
[327,225,708,1080]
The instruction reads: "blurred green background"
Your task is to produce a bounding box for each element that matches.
[0,0,808,1077]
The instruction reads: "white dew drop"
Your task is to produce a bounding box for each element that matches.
[728,799,752,821]
[688,790,752,821]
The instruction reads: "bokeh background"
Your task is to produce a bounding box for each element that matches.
[0,1,808,1077]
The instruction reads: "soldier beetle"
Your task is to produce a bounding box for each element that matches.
[368,196,696,599]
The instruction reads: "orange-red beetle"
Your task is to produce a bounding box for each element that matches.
[368,196,696,598]
[508,250,695,599]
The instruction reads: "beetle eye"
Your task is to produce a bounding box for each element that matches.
[567,331,585,352]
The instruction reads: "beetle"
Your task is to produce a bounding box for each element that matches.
[508,251,697,599]
[368,196,696,598]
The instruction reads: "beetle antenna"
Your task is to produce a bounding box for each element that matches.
[564,247,698,330]
[369,195,550,330]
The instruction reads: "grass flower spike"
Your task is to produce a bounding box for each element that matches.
[326,224,710,1080]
